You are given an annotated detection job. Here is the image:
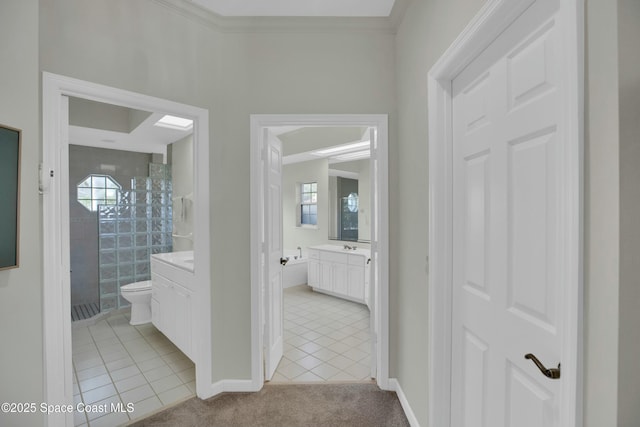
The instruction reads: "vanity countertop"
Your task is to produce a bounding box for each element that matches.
[308,244,370,258]
[151,250,194,273]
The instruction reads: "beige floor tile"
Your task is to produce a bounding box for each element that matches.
[137,357,167,373]
[310,363,341,380]
[120,384,155,404]
[128,396,163,422]
[326,354,355,371]
[150,374,182,394]
[143,364,174,382]
[157,384,193,405]
[277,362,307,379]
[115,373,148,393]
[105,356,135,372]
[81,383,117,405]
[110,364,142,382]
[76,365,107,381]
[79,374,112,393]
[296,354,324,371]
[292,371,324,382]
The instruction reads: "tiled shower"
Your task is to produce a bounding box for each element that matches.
[98,168,172,312]
[69,145,173,321]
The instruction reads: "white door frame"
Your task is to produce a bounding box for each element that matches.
[427,0,584,426]
[250,114,389,390]
[42,72,213,427]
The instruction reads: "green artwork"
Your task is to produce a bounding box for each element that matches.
[0,125,20,270]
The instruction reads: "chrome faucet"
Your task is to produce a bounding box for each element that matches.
[297,246,302,258]
[344,244,352,250]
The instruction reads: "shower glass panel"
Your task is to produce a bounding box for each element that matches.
[98,173,172,312]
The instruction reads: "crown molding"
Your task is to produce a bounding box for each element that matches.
[388,0,410,30]
[154,0,397,34]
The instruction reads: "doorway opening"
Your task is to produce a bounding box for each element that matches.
[249,114,389,391]
[42,73,212,427]
[273,126,374,382]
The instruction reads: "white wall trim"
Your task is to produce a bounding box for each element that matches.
[427,1,584,426]
[388,378,420,427]
[42,72,213,427]
[250,114,389,391]
[206,379,259,397]
[154,0,396,34]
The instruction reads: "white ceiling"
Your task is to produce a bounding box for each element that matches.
[190,0,396,17]
[69,112,192,156]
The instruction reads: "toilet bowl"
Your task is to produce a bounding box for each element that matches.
[120,280,152,325]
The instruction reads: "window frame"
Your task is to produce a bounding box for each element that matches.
[298,181,318,227]
[76,174,121,212]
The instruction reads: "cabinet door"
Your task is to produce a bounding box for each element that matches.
[152,276,172,334]
[308,259,320,287]
[173,285,192,358]
[364,264,371,308]
[348,265,365,301]
[333,263,349,296]
[320,262,332,291]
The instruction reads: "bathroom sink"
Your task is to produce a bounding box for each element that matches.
[151,251,195,273]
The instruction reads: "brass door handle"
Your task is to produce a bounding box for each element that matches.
[525,353,561,379]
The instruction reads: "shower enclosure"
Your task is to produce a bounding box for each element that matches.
[98,169,172,312]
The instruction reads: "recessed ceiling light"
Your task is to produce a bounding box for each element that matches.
[313,140,370,156]
[154,115,193,131]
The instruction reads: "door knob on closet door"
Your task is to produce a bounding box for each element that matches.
[524,353,561,379]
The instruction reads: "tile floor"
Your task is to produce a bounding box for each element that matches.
[272,285,372,382]
[72,311,195,426]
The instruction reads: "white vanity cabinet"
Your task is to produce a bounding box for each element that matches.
[150,251,195,362]
[307,245,370,305]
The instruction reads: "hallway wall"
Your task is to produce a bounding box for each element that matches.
[617,0,640,425]
[0,1,42,426]
[393,0,485,423]
[0,1,632,426]
[39,0,395,383]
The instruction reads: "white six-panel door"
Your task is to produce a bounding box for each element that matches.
[264,129,284,381]
[450,1,567,425]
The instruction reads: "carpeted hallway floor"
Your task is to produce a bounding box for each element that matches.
[128,383,410,427]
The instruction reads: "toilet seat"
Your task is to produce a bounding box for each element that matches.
[121,280,152,293]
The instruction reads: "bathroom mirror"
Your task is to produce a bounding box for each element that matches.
[328,164,371,244]
[0,124,21,270]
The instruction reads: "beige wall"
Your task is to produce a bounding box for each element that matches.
[393,0,485,423]
[0,1,42,427]
[39,0,395,382]
[0,1,631,426]
[617,0,640,425]
[170,135,194,252]
[584,0,621,425]
[283,159,330,250]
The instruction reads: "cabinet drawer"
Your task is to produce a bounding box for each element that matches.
[320,250,347,264]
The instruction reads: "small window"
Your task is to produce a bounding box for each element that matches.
[77,174,121,212]
[300,182,318,226]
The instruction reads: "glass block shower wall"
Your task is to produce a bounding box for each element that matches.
[98,175,173,312]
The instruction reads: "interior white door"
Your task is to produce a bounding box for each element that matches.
[368,126,378,379]
[450,1,570,426]
[264,129,284,381]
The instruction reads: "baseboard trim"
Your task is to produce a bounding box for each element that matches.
[201,379,260,399]
[388,378,420,427]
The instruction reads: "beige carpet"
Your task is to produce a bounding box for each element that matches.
[129,382,410,427]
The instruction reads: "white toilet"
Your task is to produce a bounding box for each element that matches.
[120,280,152,325]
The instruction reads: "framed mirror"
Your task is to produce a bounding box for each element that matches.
[0,124,21,270]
